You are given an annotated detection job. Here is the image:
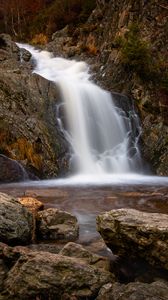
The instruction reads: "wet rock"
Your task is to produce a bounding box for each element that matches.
[96,281,168,300]
[4,251,112,300]
[37,208,79,241]
[0,193,33,245]
[18,197,44,214]
[20,48,31,62]
[0,155,29,183]
[97,208,168,270]
[60,242,111,271]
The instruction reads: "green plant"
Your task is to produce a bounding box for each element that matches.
[114,23,168,93]
[120,24,153,79]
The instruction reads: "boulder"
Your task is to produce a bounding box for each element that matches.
[37,208,79,241]
[60,242,111,271]
[0,193,33,245]
[0,155,29,183]
[96,281,168,300]
[18,197,44,214]
[97,209,168,269]
[4,251,112,300]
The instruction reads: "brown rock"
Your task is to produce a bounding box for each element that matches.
[0,34,68,180]
[96,281,168,300]
[97,209,168,270]
[18,197,44,214]
[37,208,79,241]
[4,251,112,300]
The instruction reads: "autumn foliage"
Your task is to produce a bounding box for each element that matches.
[0,0,96,41]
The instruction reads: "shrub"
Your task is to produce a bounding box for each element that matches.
[31,33,48,45]
[120,24,153,79]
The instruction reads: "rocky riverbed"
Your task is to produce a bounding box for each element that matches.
[0,189,168,300]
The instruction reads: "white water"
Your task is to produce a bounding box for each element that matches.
[17,43,144,178]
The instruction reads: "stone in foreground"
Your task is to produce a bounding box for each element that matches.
[18,197,44,214]
[60,242,111,271]
[37,208,79,241]
[96,281,168,300]
[0,193,33,245]
[4,251,112,300]
[97,208,168,269]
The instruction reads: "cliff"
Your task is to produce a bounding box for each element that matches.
[0,34,68,181]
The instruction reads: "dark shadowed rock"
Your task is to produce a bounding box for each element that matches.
[97,209,168,270]
[20,48,32,62]
[0,259,7,291]
[96,281,168,300]
[4,251,112,300]
[0,242,31,270]
[0,193,33,245]
[0,155,29,183]
[37,208,79,241]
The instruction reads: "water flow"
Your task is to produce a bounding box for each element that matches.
[17,44,142,175]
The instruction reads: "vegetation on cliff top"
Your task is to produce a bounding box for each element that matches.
[0,0,96,42]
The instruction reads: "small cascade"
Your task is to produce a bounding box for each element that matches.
[17,43,143,176]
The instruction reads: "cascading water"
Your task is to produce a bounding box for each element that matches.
[17,43,142,177]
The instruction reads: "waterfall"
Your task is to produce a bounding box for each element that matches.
[17,44,142,176]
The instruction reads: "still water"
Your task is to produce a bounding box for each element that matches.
[1,175,168,243]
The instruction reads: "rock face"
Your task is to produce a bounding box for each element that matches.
[0,34,68,180]
[96,281,168,300]
[37,208,79,241]
[0,193,33,245]
[4,251,112,300]
[97,208,168,270]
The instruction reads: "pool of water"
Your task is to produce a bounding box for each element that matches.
[1,174,168,243]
